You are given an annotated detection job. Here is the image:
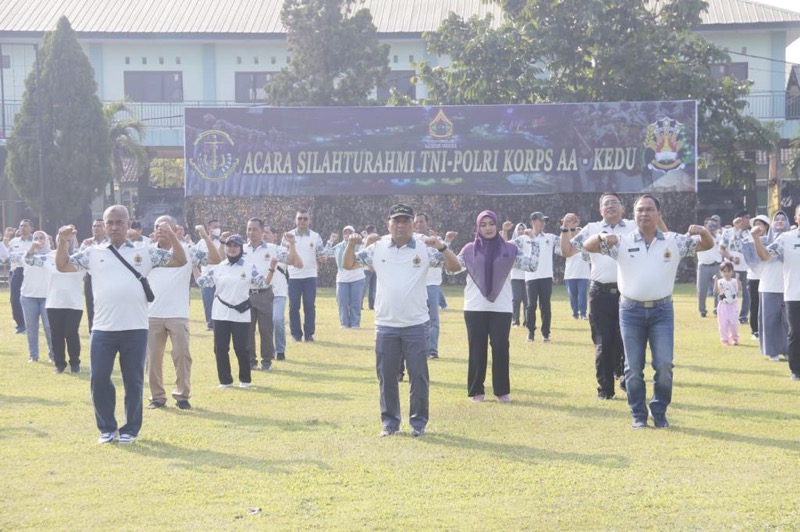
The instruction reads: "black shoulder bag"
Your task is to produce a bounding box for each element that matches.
[107,245,156,303]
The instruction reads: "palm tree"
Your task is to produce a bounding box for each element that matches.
[103,101,147,205]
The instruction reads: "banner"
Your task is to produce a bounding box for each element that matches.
[185,101,697,197]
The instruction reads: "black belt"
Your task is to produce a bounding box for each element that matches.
[620,295,672,308]
[700,262,720,266]
[250,287,272,294]
[591,281,619,294]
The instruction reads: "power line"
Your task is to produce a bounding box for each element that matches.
[728,50,799,66]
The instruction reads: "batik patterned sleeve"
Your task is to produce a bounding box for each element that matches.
[514,244,539,272]
[765,236,784,259]
[6,251,26,268]
[275,246,289,263]
[189,247,209,268]
[24,253,48,267]
[598,238,619,260]
[148,246,173,268]
[354,245,374,268]
[250,264,268,288]
[427,246,445,267]
[571,227,589,251]
[196,268,216,288]
[68,248,92,271]
[315,234,329,257]
[676,233,699,258]
[0,242,8,263]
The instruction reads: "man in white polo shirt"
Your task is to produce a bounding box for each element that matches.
[284,208,327,342]
[583,194,713,429]
[343,203,460,437]
[516,212,560,343]
[562,192,636,400]
[752,204,800,381]
[56,205,187,444]
[80,218,108,334]
[146,216,221,411]
[193,218,221,331]
[7,219,33,334]
[696,217,723,318]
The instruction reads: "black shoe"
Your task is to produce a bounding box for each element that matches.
[652,414,669,429]
[176,400,192,410]
[428,353,439,359]
[250,361,258,370]
[70,365,81,374]
[597,391,614,400]
[411,427,425,437]
[276,352,285,361]
[54,367,66,374]
[305,335,315,342]
[631,419,648,429]
[261,363,272,372]
[618,376,627,391]
[148,400,166,409]
[700,311,707,318]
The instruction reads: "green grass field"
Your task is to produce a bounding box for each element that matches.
[1,284,798,530]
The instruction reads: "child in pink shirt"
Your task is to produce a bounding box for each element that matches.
[715,262,741,346]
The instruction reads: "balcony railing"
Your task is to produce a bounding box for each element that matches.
[2,92,799,141]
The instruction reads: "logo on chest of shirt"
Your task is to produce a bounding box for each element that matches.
[309,242,314,248]
[134,253,142,266]
[265,252,271,259]
[664,248,672,262]
[240,272,246,279]
[413,255,422,267]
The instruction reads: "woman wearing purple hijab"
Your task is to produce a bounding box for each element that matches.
[456,211,539,402]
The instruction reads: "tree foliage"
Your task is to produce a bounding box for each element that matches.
[416,0,772,188]
[104,101,148,205]
[5,16,111,227]
[265,0,390,106]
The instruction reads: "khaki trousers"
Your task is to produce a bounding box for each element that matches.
[147,317,192,402]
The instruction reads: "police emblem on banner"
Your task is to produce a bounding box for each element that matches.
[189,129,239,182]
[644,117,687,172]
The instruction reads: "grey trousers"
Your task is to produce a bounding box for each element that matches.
[375,322,430,431]
[249,287,275,366]
[697,263,719,315]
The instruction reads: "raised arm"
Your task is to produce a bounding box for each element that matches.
[56,225,78,273]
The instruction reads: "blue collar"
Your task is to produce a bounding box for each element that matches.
[633,229,665,242]
[602,219,627,229]
[107,240,134,249]
[390,237,416,249]
[247,241,266,250]
[294,228,311,237]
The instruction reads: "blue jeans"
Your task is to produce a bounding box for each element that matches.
[337,279,365,328]
[362,270,376,310]
[565,278,589,318]
[288,277,316,340]
[90,329,149,437]
[619,298,674,422]
[426,285,442,356]
[201,285,215,328]
[273,295,287,354]
[20,295,52,360]
[375,322,430,431]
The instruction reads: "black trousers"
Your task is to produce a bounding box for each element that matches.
[84,274,95,333]
[213,320,251,385]
[511,279,528,326]
[525,278,552,339]
[10,267,24,329]
[786,301,800,377]
[47,308,82,371]
[589,282,624,397]
[748,279,760,335]
[464,311,512,397]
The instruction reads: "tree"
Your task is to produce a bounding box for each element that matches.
[104,101,147,205]
[5,16,111,229]
[416,0,772,196]
[265,0,390,106]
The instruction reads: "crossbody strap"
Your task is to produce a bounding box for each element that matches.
[107,244,144,281]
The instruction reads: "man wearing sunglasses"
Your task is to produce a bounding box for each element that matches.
[284,208,327,343]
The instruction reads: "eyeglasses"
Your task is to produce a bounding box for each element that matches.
[296,217,309,221]
[707,223,718,229]
[602,201,621,207]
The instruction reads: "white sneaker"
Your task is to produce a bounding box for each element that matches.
[218,383,233,388]
[239,382,252,388]
[118,434,137,444]
[97,432,115,444]
[769,356,781,362]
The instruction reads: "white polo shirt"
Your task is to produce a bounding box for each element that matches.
[456,245,539,312]
[572,219,635,283]
[285,228,324,279]
[272,263,289,297]
[355,236,444,327]
[195,236,220,280]
[199,259,269,322]
[564,251,590,280]
[242,241,290,287]
[148,244,210,319]
[11,252,49,298]
[69,241,173,331]
[720,228,749,272]
[601,230,697,302]
[516,232,559,281]
[25,252,85,310]
[696,233,723,265]
[332,241,366,283]
[765,229,800,301]
[7,236,33,269]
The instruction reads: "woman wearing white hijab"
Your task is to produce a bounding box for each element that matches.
[14,231,54,362]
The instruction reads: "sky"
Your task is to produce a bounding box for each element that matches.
[755,0,800,62]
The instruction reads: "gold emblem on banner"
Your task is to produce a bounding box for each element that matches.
[189,129,240,182]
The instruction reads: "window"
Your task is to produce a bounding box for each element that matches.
[235,72,276,103]
[124,71,184,102]
[377,70,416,101]
[710,62,748,81]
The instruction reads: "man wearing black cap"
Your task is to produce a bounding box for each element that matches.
[343,203,460,437]
[516,211,560,343]
[719,211,751,324]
